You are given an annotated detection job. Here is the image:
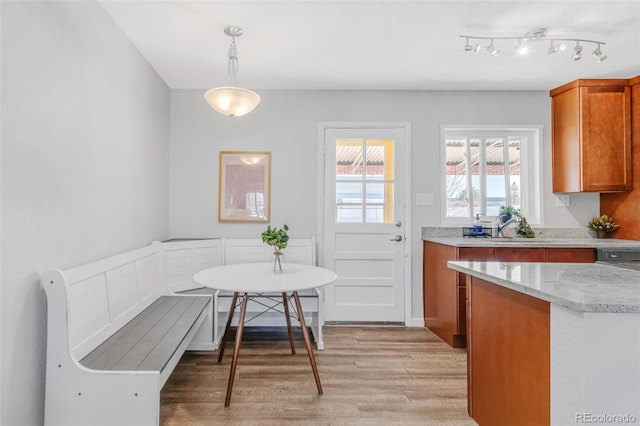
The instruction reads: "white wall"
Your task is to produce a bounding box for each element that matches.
[170,89,599,325]
[1,2,170,424]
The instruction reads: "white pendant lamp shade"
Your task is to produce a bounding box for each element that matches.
[205,26,260,117]
[204,86,261,117]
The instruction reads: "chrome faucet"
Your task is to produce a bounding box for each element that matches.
[497,215,520,238]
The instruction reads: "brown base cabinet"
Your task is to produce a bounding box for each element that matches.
[466,274,550,425]
[422,241,595,348]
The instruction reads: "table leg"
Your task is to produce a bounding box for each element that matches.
[292,291,323,395]
[225,292,248,407]
[282,292,296,355]
[217,291,238,364]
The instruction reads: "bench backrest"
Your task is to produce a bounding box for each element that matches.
[225,238,316,266]
[60,244,165,360]
[162,239,225,292]
[45,237,313,360]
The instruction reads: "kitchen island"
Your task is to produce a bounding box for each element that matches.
[448,260,640,426]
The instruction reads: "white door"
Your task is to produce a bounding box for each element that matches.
[322,125,408,323]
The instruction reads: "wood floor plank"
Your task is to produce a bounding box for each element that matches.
[160,326,476,425]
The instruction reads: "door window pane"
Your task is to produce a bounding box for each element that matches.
[336,182,363,222]
[336,140,364,179]
[336,138,395,223]
[365,183,385,223]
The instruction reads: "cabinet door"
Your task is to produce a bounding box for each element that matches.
[468,277,550,425]
[551,79,632,193]
[552,87,581,193]
[423,242,460,347]
[495,248,546,262]
[600,75,640,240]
[580,85,632,191]
[546,248,596,263]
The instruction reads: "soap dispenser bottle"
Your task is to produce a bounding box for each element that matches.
[473,214,483,234]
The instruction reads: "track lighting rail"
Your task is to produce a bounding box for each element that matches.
[460,28,607,62]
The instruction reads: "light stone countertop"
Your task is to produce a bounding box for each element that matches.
[424,236,640,248]
[448,261,640,313]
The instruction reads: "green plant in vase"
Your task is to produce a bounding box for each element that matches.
[261,224,289,272]
[499,205,518,222]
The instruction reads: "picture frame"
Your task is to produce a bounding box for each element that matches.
[218,151,271,222]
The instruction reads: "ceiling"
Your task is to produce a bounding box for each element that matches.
[99,0,640,91]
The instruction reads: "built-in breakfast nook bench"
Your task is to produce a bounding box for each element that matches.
[41,237,319,425]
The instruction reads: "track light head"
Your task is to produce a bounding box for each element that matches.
[486,40,500,58]
[592,44,608,62]
[572,44,583,61]
[547,40,567,54]
[464,38,480,53]
[514,39,528,55]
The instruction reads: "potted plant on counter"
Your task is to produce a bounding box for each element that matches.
[587,215,619,238]
[515,215,535,238]
[499,205,518,223]
[261,224,289,272]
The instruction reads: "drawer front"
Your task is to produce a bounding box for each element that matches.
[545,248,596,263]
[494,248,546,262]
[457,248,495,286]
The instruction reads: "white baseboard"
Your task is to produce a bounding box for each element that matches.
[408,317,425,327]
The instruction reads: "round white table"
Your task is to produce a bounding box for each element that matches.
[193,262,337,406]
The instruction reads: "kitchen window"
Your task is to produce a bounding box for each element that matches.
[441,126,542,225]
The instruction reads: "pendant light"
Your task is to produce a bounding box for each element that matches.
[204,26,261,117]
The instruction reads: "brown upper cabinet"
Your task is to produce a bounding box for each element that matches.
[600,75,640,240]
[550,79,632,193]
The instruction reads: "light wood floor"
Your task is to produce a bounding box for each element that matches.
[160,326,477,425]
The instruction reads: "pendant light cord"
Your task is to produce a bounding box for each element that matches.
[226,35,239,86]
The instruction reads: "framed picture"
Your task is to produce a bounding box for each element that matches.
[218,151,271,222]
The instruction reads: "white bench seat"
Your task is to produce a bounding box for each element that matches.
[41,241,220,426]
[41,237,324,425]
[80,296,210,372]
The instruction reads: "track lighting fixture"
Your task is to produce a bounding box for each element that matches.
[592,43,608,62]
[572,43,583,61]
[547,40,566,54]
[486,39,500,58]
[460,28,607,62]
[514,39,528,55]
[463,37,480,53]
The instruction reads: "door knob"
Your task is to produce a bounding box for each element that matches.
[395,221,402,227]
[390,235,403,242]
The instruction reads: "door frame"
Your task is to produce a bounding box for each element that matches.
[316,122,412,325]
